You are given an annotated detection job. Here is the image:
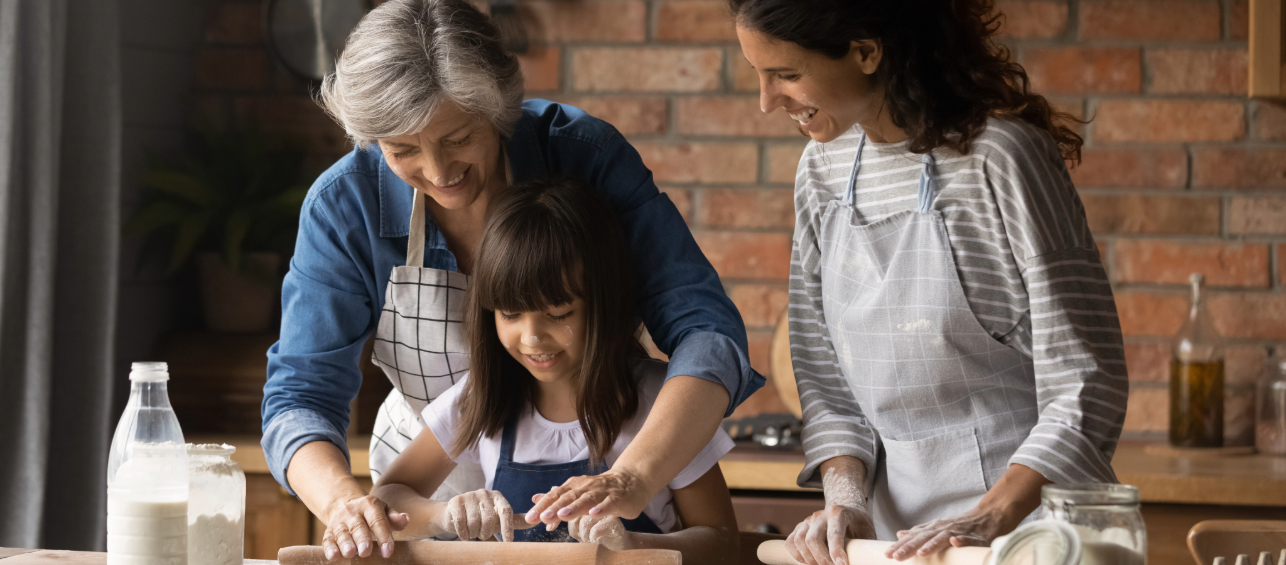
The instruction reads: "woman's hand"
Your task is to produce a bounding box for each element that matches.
[320,494,409,561]
[436,489,517,542]
[524,469,653,530]
[785,504,877,565]
[567,514,632,550]
[884,507,1003,561]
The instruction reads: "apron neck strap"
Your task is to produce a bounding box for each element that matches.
[843,134,866,206]
[404,150,513,268]
[916,151,938,214]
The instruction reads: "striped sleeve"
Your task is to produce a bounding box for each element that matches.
[983,123,1128,483]
[790,174,879,489]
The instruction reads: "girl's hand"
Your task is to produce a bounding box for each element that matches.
[438,489,517,542]
[784,504,877,565]
[320,494,409,561]
[567,514,632,550]
[524,469,651,529]
[884,507,1002,561]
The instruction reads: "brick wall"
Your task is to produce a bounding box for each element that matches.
[192,0,1286,440]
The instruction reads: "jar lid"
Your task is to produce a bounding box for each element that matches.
[187,443,236,456]
[1042,483,1139,506]
[989,520,1081,565]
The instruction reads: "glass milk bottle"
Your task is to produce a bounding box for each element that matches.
[187,444,246,565]
[1170,273,1225,448]
[106,362,188,565]
[1257,353,1286,455]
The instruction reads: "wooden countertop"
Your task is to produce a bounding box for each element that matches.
[192,436,1286,507]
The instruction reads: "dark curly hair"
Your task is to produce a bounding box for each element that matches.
[729,0,1084,164]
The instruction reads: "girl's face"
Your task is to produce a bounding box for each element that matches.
[377,100,504,212]
[495,295,586,384]
[736,25,884,144]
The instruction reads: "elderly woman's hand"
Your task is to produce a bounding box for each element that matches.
[320,494,409,562]
[883,508,1002,561]
[785,503,877,565]
[523,469,653,531]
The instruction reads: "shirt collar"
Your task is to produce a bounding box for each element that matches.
[376,111,548,242]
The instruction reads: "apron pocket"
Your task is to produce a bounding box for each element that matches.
[872,427,988,538]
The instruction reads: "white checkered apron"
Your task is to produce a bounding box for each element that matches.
[368,185,485,502]
[817,135,1038,539]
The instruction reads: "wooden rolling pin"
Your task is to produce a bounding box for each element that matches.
[758,539,991,565]
[279,541,681,565]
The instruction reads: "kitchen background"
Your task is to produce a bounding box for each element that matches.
[119,0,1284,442]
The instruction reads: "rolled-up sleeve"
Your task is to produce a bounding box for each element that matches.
[586,131,765,414]
[262,182,376,495]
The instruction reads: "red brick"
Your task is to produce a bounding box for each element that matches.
[519,1,646,42]
[746,329,774,378]
[1147,49,1248,94]
[1115,291,1189,336]
[517,46,560,91]
[552,96,667,135]
[195,49,268,91]
[729,283,790,328]
[1113,240,1269,287]
[1050,96,1087,135]
[1123,388,1168,433]
[1096,240,1109,263]
[634,142,758,183]
[1025,47,1141,94]
[1229,197,1286,234]
[727,380,793,419]
[693,231,792,279]
[1253,100,1286,141]
[1081,195,1220,235]
[233,97,349,155]
[1227,345,1269,386]
[1093,100,1244,143]
[656,1,736,42]
[1192,148,1286,189]
[205,2,260,44]
[1125,342,1170,382]
[1069,149,1187,189]
[994,0,1070,38]
[1231,0,1249,40]
[658,187,692,223]
[189,95,227,130]
[698,188,795,229]
[731,48,758,92]
[1210,293,1286,340]
[572,48,722,92]
[1079,0,1221,41]
[768,144,807,184]
[675,97,801,137]
[1280,244,1285,287]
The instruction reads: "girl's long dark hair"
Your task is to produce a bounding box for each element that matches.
[729,0,1084,163]
[452,177,642,466]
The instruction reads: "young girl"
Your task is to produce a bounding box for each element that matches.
[345,177,740,563]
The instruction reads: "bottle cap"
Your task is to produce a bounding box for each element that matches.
[129,362,169,382]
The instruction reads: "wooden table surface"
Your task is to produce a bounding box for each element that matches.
[195,435,1286,506]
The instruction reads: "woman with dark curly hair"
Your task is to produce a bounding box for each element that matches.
[730,0,1127,562]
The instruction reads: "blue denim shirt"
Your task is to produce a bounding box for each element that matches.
[262,99,765,494]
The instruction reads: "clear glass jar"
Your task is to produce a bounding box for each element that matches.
[1042,484,1147,565]
[1257,354,1286,455]
[187,444,245,565]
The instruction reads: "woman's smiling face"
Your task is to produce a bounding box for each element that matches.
[377,100,504,211]
[736,25,884,144]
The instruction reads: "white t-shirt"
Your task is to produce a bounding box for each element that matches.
[421,358,735,533]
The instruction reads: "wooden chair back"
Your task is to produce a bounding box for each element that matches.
[1188,520,1286,565]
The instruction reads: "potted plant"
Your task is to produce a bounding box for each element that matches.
[124,127,309,333]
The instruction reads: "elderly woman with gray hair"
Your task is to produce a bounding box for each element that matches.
[260,0,763,560]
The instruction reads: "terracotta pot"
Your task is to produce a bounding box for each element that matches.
[197,251,280,333]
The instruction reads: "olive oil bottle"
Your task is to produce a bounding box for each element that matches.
[1169,273,1225,447]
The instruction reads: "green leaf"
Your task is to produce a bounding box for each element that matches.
[123,201,189,235]
[168,212,213,274]
[142,170,216,206]
[265,185,309,212]
[223,210,252,272]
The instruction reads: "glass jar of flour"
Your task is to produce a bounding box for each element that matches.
[187,444,245,565]
[1042,484,1147,565]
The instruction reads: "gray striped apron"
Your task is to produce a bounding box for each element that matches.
[368,161,511,502]
[816,135,1039,539]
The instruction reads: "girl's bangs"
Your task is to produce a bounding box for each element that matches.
[473,212,584,314]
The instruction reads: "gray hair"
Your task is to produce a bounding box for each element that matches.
[319,0,525,147]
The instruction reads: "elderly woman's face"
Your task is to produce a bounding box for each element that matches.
[737,25,882,144]
[377,101,503,211]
